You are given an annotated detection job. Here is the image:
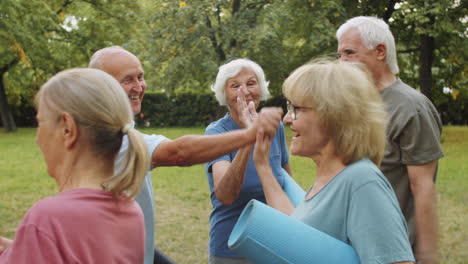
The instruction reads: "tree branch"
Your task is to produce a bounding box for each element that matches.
[56,0,74,15]
[398,47,421,53]
[382,0,398,23]
[205,16,226,62]
[0,58,20,74]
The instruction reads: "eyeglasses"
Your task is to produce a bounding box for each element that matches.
[286,100,315,120]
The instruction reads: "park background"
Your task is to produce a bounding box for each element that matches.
[0,0,467,263]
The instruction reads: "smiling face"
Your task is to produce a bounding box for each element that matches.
[283,100,329,159]
[99,50,146,115]
[225,67,261,113]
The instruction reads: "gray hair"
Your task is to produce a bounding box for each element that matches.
[211,58,270,106]
[35,68,149,198]
[336,16,399,74]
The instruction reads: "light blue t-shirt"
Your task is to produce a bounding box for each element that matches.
[291,159,415,264]
[116,128,167,264]
[205,113,289,258]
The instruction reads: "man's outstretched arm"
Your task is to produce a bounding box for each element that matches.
[151,107,283,167]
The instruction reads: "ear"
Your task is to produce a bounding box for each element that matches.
[59,112,79,149]
[375,44,387,61]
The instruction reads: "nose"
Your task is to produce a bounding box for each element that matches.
[240,85,250,95]
[283,111,293,125]
[132,81,144,93]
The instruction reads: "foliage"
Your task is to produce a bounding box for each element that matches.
[4,90,468,127]
[391,0,467,103]
[0,0,146,131]
[1,0,467,131]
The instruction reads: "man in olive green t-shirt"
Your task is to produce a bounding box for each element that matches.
[336,16,443,264]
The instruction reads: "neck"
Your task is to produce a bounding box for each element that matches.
[229,108,244,128]
[373,67,397,92]
[55,149,113,193]
[311,143,346,183]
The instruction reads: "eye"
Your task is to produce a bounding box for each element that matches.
[247,81,257,86]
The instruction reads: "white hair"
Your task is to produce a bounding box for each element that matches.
[211,58,270,106]
[336,16,399,74]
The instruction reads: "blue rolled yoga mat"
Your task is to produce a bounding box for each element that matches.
[280,168,305,207]
[228,200,360,264]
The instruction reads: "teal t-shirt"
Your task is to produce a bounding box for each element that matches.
[291,159,414,264]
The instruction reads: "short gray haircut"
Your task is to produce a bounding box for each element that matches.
[211,58,270,106]
[336,16,399,74]
[88,46,125,69]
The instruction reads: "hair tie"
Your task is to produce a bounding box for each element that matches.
[122,123,132,134]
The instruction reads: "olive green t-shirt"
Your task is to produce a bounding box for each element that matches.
[380,79,444,246]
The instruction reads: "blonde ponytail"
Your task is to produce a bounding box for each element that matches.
[103,127,149,198]
[37,68,150,199]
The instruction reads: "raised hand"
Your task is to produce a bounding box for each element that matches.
[253,130,272,167]
[237,89,258,128]
[253,107,283,139]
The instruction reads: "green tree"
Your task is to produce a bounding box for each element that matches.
[0,0,145,132]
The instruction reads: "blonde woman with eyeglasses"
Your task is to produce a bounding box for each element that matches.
[253,59,415,264]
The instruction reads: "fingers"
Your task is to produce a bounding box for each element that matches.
[248,101,258,120]
[256,107,283,137]
[237,90,258,128]
[253,129,272,166]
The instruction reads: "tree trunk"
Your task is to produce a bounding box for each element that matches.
[419,34,435,102]
[0,70,17,132]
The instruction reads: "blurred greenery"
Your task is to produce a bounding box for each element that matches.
[1,0,467,131]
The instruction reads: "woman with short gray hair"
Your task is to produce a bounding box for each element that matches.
[205,58,291,264]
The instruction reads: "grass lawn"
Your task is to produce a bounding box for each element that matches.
[0,126,467,263]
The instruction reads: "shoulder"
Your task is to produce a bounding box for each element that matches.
[26,190,110,221]
[340,159,388,189]
[205,114,235,134]
[382,80,433,111]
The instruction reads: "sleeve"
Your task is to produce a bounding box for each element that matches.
[278,122,290,166]
[347,179,415,264]
[204,123,233,172]
[0,224,65,264]
[141,132,168,157]
[399,104,444,165]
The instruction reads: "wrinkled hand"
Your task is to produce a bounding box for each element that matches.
[253,107,283,139]
[237,90,258,128]
[0,236,13,254]
[253,130,272,167]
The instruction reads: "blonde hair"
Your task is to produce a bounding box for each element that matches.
[211,58,270,106]
[283,58,387,165]
[35,68,149,198]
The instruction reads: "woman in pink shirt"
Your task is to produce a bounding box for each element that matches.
[0,68,149,263]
